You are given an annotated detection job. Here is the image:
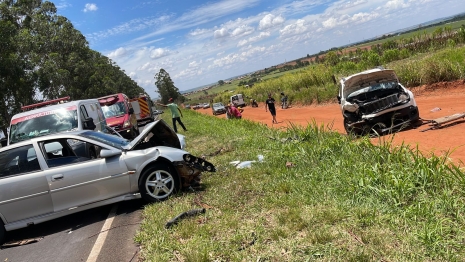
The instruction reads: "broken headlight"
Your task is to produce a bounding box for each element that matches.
[398,93,409,103]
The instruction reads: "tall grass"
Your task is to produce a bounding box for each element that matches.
[135,111,465,261]
[213,45,465,106]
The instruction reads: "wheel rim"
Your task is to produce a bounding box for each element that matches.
[145,170,175,199]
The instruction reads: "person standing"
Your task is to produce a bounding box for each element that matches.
[226,104,242,119]
[265,93,277,124]
[157,98,187,132]
[280,92,288,109]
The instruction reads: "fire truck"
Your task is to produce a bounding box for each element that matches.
[98,93,139,139]
[129,94,156,126]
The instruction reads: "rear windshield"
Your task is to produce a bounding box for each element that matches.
[10,108,78,144]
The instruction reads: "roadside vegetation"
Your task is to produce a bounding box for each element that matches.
[136,111,465,261]
[198,24,465,107]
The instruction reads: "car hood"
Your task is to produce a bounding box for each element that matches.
[342,69,399,96]
[124,119,181,150]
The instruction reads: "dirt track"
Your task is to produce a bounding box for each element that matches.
[197,80,465,166]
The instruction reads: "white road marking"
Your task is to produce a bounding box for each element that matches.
[86,204,118,262]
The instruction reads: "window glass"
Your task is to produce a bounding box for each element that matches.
[0,145,41,178]
[9,108,78,144]
[42,139,99,168]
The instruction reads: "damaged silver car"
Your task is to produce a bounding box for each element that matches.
[0,120,215,243]
[337,68,420,136]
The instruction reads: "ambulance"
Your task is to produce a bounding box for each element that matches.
[8,97,107,145]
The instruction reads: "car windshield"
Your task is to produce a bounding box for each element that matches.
[213,103,224,108]
[347,81,399,99]
[10,109,78,144]
[78,131,130,149]
[101,102,126,118]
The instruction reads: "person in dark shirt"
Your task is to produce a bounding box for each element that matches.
[265,93,277,124]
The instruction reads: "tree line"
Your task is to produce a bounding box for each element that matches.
[0,0,146,135]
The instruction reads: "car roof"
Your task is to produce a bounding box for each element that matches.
[0,130,97,152]
[11,99,99,120]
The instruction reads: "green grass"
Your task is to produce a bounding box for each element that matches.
[135,111,465,261]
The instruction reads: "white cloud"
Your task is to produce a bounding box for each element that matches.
[107,47,127,59]
[259,14,285,30]
[280,19,307,36]
[55,1,71,10]
[385,0,410,10]
[231,25,254,37]
[214,28,229,39]
[83,3,98,12]
[238,31,271,47]
[150,48,170,59]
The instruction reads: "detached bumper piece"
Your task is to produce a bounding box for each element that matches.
[174,154,216,188]
[182,154,216,172]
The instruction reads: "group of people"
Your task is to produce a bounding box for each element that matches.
[158,92,288,132]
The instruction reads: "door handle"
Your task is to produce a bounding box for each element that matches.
[51,174,64,182]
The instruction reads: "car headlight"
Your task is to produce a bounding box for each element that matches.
[123,119,131,128]
[183,154,193,162]
[398,93,409,103]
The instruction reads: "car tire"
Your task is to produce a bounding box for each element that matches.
[0,220,5,244]
[343,118,359,136]
[369,122,386,138]
[138,163,180,202]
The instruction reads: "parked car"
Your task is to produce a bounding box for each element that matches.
[193,104,201,110]
[212,102,227,115]
[0,120,215,243]
[153,109,164,115]
[202,103,210,109]
[185,104,191,109]
[337,67,420,136]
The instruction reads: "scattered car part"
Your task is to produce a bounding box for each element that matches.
[165,208,206,229]
[420,112,465,132]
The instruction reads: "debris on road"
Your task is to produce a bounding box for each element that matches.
[1,237,43,249]
[165,208,206,229]
[420,112,465,132]
[230,155,265,169]
[430,107,441,112]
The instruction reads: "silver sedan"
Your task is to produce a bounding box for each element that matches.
[0,120,215,243]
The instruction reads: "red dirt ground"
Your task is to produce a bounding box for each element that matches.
[197,80,465,166]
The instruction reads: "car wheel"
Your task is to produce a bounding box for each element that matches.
[343,118,359,136]
[0,220,5,244]
[369,122,386,138]
[138,163,180,202]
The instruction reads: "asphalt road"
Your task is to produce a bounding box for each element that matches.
[0,199,146,262]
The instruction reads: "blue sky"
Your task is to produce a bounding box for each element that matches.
[51,0,464,98]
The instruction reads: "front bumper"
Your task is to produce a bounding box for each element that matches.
[345,105,419,132]
[174,156,216,188]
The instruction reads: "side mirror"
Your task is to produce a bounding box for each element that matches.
[100,149,122,158]
[337,95,341,104]
[129,108,134,114]
[84,117,96,130]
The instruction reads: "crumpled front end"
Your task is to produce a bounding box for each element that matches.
[174,154,216,188]
[340,69,420,135]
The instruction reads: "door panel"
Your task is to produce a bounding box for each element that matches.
[40,138,130,212]
[0,145,53,223]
